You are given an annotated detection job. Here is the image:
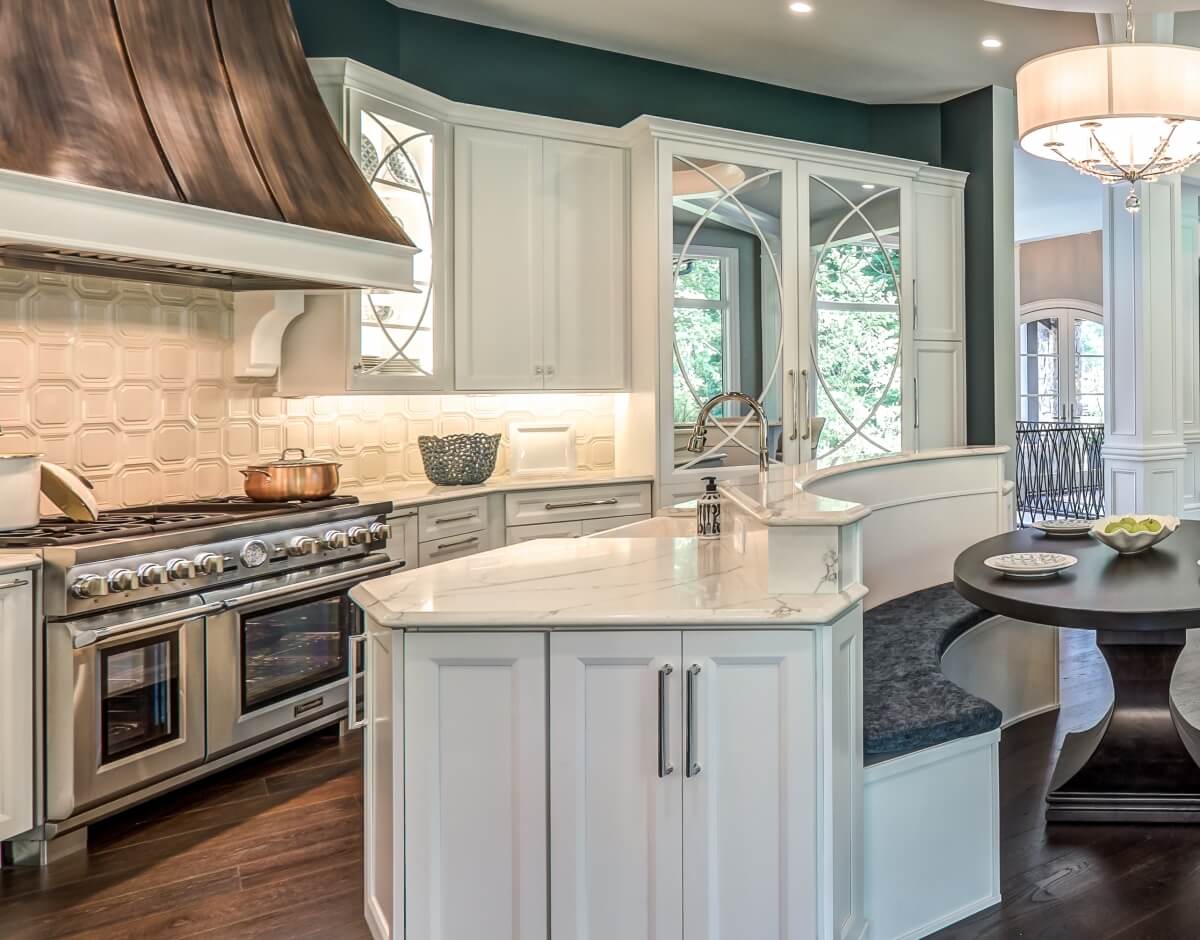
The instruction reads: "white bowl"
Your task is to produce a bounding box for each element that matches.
[1089,514,1179,555]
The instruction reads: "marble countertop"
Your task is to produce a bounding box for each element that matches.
[340,470,654,514]
[351,522,864,630]
[0,553,40,574]
[719,446,1009,527]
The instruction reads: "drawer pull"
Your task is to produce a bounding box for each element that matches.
[0,578,30,592]
[544,497,620,511]
[432,535,480,555]
[294,696,325,718]
[434,512,478,525]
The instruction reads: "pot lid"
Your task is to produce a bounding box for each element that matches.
[246,448,341,469]
[0,453,42,459]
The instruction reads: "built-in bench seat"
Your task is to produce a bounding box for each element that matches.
[864,583,1003,766]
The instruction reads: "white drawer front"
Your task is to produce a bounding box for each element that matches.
[579,513,651,536]
[505,483,651,527]
[506,520,584,545]
[418,531,489,566]
[418,496,489,543]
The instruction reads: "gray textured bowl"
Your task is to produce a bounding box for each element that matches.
[418,433,501,485]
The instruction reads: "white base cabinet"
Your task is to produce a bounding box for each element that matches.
[364,615,865,940]
[0,570,34,843]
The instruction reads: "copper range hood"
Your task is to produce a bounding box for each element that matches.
[0,0,416,292]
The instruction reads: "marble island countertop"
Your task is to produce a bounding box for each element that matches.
[351,519,864,630]
[720,446,1010,526]
[340,470,654,513]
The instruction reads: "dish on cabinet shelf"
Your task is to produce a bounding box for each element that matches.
[508,421,577,477]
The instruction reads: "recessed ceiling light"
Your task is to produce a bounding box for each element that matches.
[788,2,814,14]
[981,37,1003,49]
[862,183,877,190]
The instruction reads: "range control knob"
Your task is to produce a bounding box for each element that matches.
[368,523,392,543]
[137,563,169,586]
[166,558,196,581]
[108,568,138,592]
[323,530,350,550]
[347,526,371,546]
[287,536,321,557]
[194,552,225,576]
[70,574,108,599]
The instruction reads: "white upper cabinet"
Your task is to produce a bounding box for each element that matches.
[543,139,629,390]
[455,126,629,392]
[454,126,545,391]
[913,179,965,343]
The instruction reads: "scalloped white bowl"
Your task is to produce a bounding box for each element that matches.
[1089,515,1179,555]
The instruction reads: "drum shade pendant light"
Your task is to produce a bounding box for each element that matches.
[1016,0,1200,212]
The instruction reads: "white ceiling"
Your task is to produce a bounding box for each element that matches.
[389,0,1111,104]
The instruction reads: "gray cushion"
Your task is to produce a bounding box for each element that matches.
[863,583,1002,765]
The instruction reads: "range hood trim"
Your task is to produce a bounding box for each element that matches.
[0,166,417,292]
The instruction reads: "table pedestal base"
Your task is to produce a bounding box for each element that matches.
[1048,629,1200,823]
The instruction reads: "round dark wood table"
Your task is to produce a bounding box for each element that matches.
[955,522,1200,823]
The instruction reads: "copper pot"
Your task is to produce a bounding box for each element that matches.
[239,448,341,501]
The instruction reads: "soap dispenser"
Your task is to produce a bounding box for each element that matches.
[697,476,721,540]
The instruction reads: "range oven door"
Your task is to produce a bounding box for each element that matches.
[205,554,405,758]
[46,600,218,822]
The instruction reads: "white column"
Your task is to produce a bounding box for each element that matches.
[1181,184,1200,517]
[1102,177,1187,515]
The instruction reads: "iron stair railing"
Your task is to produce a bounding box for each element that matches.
[1015,420,1105,527]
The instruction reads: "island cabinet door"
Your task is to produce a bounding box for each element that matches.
[681,631,819,940]
[549,631,684,940]
[404,632,547,940]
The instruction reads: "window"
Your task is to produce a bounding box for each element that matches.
[1018,303,1104,424]
[672,245,741,424]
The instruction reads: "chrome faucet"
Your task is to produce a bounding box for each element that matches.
[686,392,771,471]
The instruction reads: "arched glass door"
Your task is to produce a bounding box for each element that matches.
[1018,301,1104,423]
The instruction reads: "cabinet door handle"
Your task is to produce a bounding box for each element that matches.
[0,578,29,592]
[434,512,478,525]
[546,364,556,377]
[544,497,619,511]
[347,634,367,731]
[686,664,701,778]
[800,369,810,441]
[534,365,544,376]
[658,664,674,778]
[913,377,920,429]
[787,370,799,442]
[432,535,480,555]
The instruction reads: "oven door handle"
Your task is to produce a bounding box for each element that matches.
[70,602,224,650]
[220,559,408,612]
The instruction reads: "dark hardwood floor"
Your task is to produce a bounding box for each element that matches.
[6,630,1200,938]
[932,629,1200,940]
[0,727,370,940]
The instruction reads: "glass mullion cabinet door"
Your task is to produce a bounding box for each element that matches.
[658,140,801,491]
[344,89,451,392]
[798,164,913,464]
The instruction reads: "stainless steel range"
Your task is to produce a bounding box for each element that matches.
[4,496,401,863]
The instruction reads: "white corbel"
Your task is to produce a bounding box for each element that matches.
[232,290,309,377]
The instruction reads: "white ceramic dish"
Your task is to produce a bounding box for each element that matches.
[1032,518,1094,536]
[1089,514,1179,555]
[508,421,577,477]
[984,552,1078,580]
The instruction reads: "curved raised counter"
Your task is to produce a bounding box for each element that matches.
[352,447,1056,940]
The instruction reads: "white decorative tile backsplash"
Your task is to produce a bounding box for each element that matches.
[0,271,616,509]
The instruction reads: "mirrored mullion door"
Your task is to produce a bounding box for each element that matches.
[797,163,913,464]
[659,140,801,491]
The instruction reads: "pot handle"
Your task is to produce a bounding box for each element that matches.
[240,468,272,480]
[281,447,307,461]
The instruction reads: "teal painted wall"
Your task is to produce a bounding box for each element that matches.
[941,87,997,446]
[289,1,942,164]
[290,0,998,444]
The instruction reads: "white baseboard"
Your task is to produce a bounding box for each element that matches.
[888,891,1002,940]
